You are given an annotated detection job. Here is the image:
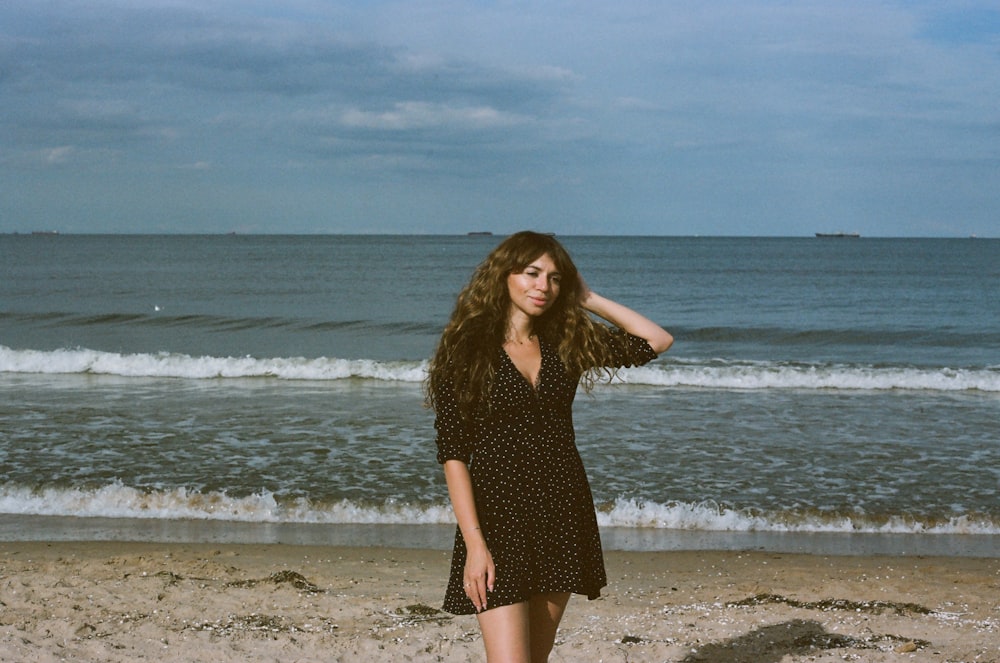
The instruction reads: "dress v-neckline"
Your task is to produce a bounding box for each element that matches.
[502,342,543,390]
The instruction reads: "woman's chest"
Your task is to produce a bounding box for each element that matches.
[489,350,576,413]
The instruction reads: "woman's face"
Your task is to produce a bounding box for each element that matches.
[506,253,562,318]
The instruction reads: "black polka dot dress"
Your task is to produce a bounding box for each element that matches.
[434,330,658,615]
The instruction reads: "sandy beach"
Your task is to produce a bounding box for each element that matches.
[1,542,996,662]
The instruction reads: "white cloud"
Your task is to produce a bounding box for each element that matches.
[1,0,999,235]
[43,146,75,165]
[339,102,527,131]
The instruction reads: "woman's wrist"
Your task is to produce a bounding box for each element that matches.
[463,525,486,544]
[580,289,601,313]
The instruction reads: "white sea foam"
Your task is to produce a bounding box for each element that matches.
[0,345,428,382]
[594,497,1000,535]
[3,345,998,391]
[622,360,1000,392]
[1,483,996,535]
[0,481,452,524]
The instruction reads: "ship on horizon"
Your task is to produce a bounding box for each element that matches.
[815,231,860,238]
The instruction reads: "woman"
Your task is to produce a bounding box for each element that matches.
[426,231,672,662]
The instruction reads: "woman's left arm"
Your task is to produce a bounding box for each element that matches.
[580,279,674,354]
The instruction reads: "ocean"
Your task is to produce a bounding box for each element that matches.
[1,234,997,556]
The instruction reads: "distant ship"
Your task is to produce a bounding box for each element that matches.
[467,231,493,236]
[815,232,860,238]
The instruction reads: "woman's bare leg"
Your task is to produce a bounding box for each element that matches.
[476,593,572,662]
[477,601,531,663]
[528,592,571,662]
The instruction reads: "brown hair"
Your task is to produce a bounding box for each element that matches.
[426,231,618,421]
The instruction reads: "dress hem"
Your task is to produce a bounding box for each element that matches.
[441,585,606,616]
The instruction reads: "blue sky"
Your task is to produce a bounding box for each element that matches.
[2,1,999,236]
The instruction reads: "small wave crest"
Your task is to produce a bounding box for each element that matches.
[0,345,427,382]
[1,483,996,535]
[595,497,999,535]
[0,482,452,524]
[2,346,997,391]
[622,359,1000,392]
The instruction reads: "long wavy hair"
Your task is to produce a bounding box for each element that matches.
[426,231,618,421]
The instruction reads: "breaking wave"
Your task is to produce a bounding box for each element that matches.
[1,482,996,535]
[2,345,998,392]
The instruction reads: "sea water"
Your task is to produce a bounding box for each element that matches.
[1,234,997,555]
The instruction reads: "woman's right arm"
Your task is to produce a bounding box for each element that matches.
[443,459,495,611]
[579,278,673,354]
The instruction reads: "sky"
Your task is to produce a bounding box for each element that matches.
[2,1,999,236]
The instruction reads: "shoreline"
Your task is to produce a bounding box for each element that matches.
[1,540,997,662]
[2,514,999,558]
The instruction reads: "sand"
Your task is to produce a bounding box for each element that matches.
[1,541,997,662]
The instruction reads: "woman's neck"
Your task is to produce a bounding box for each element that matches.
[505,314,535,345]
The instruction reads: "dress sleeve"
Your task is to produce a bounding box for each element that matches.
[433,379,475,465]
[604,328,659,368]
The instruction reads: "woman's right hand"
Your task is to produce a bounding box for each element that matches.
[463,542,495,612]
[441,460,496,611]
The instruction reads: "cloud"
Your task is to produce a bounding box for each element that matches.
[42,146,75,165]
[1,0,999,235]
[2,2,569,153]
[339,101,527,131]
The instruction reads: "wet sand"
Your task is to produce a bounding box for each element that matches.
[1,542,997,662]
